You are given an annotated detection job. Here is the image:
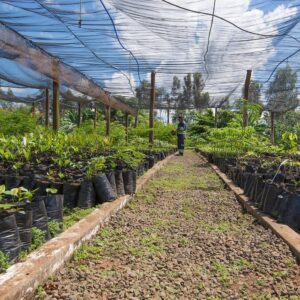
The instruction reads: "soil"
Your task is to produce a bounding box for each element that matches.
[40,151,300,300]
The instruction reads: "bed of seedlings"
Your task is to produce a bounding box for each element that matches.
[0,129,176,271]
[203,152,300,234]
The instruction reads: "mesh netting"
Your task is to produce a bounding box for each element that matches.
[0,0,300,111]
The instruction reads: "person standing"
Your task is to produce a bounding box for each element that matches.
[177,116,187,155]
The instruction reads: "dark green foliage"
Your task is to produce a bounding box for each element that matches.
[0,251,9,272]
[0,109,36,136]
[29,227,45,252]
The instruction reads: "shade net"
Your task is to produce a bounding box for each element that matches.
[0,0,300,111]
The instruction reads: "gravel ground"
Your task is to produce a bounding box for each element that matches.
[40,151,300,300]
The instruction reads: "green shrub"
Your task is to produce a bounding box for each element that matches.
[0,251,9,272]
[29,227,45,251]
[0,109,36,136]
[48,220,62,238]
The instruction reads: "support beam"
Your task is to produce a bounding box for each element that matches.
[243,70,252,128]
[125,112,129,143]
[214,107,218,128]
[134,115,138,128]
[149,71,156,145]
[45,89,50,128]
[94,104,97,129]
[0,22,137,116]
[106,105,111,137]
[31,102,36,118]
[270,111,275,145]
[52,81,60,132]
[77,102,82,127]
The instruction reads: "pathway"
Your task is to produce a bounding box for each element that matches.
[41,151,300,299]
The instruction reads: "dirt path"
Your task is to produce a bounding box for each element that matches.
[41,151,300,300]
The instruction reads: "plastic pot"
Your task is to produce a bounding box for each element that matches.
[278,192,300,232]
[5,175,23,190]
[122,170,136,195]
[35,180,50,196]
[93,174,117,203]
[106,172,117,195]
[43,194,64,223]
[63,182,80,209]
[77,180,96,208]
[15,210,33,251]
[115,171,125,197]
[30,197,50,240]
[261,182,282,215]
[0,212,21,261]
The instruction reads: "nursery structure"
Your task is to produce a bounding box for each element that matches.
[0,1,300,299]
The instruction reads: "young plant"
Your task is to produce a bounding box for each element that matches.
[46,187,58,195]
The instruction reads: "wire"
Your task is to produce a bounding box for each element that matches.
[34,0,136,96]
[204,0,216,82]
[161,0,299,40]
[98,0,142,84]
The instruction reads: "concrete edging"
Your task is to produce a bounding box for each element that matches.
[210,162,300,262]
[0,154,175,300]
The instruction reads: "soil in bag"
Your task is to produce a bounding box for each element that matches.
[262,183,282,215]
[115,170,125,197]
[22,176,36,190]
[44,195,64,223]
[5,175,23,190]
[94,174,117,203]
[106,172,117,195]
[244,173,255,197]
[123,170,136,195]
[63,182,80,209]
[147,156,155,168]
[30,197,50,240]
[15,210,33,251]
[77,180,96,208]
[0,212,21,261]
[279,193,300,232]
[35,180,50,196]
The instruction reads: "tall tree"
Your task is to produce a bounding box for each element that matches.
[249,80,262,104]
[266,65,298,113]
[182,73,193,107]
[135,80,151,107]
[171,76,182,109]
[193,72,208,108]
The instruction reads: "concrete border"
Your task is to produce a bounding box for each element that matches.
[210,162,300,262]
[0,154,175,300]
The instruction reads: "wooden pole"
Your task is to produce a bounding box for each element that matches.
[134,114,138,128]
[52,80,60,132]
[106,105,111,137]
[31,102,36,117]
[125,112,129,143]
[243,70,252,128]
[94,104,97,129]
[270,111,275,145]
[214,107,218,128]
[45,88,50,128]
[149,71,156,144]
[77,102,82,127]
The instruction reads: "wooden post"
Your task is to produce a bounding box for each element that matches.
[94,104,97,129]
[134,113,138,128]
[45,88,50,128]
[243,70,252,128]
[31,102,36,117]
[214,107,218,128]
[149,71,156,144]
[167,97,170,124]
[270,111,275,145]
[52,80,60,132]
[125,112,129,143]
[106,105,111,137]
[77,102,82,127]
